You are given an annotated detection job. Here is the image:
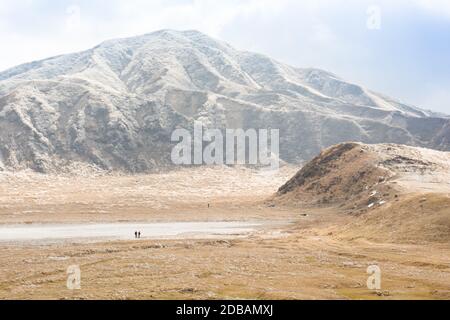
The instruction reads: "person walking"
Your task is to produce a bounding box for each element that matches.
[135,231,138,239]
[138,231,141,239]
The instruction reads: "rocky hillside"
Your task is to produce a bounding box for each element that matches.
[275,142,450,242]
[0,30,449,173]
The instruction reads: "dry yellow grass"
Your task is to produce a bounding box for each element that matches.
[0,158,449,300]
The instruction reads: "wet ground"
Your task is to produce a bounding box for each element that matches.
[0,221,268,243]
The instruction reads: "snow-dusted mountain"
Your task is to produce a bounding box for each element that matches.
[0,29,449,172]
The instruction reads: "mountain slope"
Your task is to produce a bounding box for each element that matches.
[0,29,449,172]
[275,142,450,243]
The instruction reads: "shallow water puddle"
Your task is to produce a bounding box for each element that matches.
[0,221,263,243]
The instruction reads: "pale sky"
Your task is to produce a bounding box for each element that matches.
[0,0,449,113]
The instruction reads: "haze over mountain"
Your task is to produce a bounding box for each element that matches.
[0,29,449,173]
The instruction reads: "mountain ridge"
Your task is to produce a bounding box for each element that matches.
[0,29,449,173]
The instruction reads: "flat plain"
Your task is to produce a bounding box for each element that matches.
[0,165,449,300]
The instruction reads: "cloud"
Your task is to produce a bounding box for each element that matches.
[0,0,299,69]
[415,0,450,19]
[0,0,449,113]
[102,0,293,37]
